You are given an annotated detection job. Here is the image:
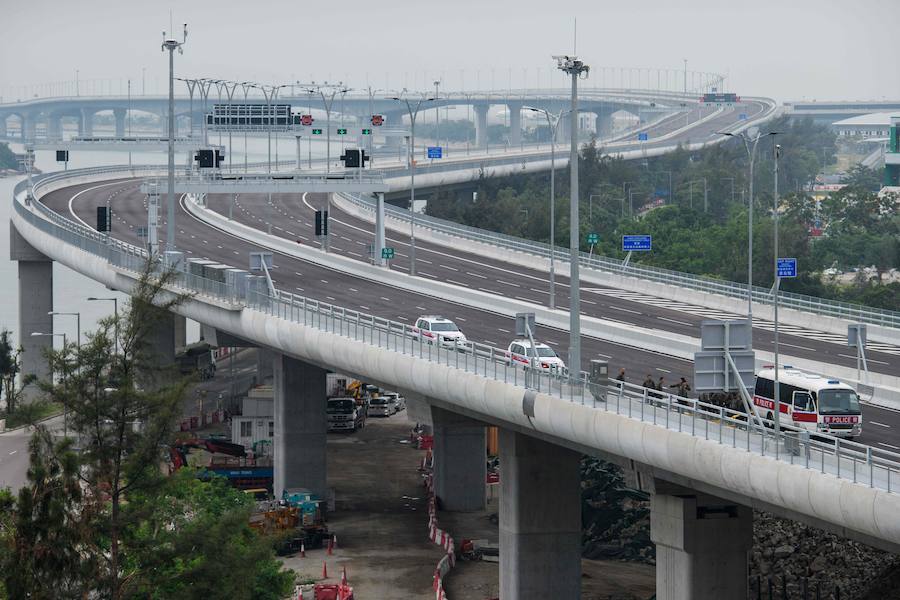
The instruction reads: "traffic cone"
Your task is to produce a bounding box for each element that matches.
[300,542,306,558]
[322,561,328,579]
[341,566,348,585]
[327,537,333,555]
[297,586,304,600]
[332,534,338,550]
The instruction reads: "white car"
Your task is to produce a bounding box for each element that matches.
[506,339,567,373]
[413,315,468,349]
[367,396,396,417]
[384,392,406,411]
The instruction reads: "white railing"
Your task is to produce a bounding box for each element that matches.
[13,167,900,497]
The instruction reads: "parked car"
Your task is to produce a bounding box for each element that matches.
[367,396,396,418]
[412,315,468,349]
[327,397,366,432]
[506,339,567,373]
[384,392,406,411]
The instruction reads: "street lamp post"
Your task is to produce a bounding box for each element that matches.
[389,92,435,277]
[719,128,778,342]
[773,143,783,439]
[48,312,80,352]
[525,106,566,309]
[161,24,187,253]
[31,331,67,434]
[556,54,590,374]
[87,297,119,355]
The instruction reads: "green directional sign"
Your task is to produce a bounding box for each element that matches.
[586,232,599,245]
[381,247,395,259]
[337,128,348,135]
[361,128,372,135]
[312,128,323,135]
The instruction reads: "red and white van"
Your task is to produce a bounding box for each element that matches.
[753,366,862,439]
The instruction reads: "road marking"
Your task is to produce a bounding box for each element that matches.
[418,259,433,264]
[456,317,467,322]
[657,316,693,327]
[869,421,891,428]
[447,280,469,288]
[295,272,303,276]
[529,287,548,294]
[440,265,459,272]
[497,328,510,334]
[596,353,612,359]
[349,288,358,293]
[348,251,362,258]
[497,280,520,287]
[610,305,642,315]
[467,272,488,279]
[878,442,900,450]
[396,315,409,321]
[656,368,672,373]
[478,288,494,294]
[482,340,496,346]
[515,296,532,303]
[9,450,17,455]
[295,287,304,291]
[416,306,427,311]
[780,342,816,352]
[581,299,597,305]
[341,236,352,242]
[360,305,370,311]
[380,297,391,302]
[418,271,437,278]
[839,354,889,365]
[326,296,336,301]
[321,279,329,284]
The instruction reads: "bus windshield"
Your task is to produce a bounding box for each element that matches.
[817,389,861,415]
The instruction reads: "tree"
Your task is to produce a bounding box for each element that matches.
[9,264,294,599]
[0,329,34,416]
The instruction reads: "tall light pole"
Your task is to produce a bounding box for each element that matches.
[525,106,566,309]
[48,312,80,352]
[31,332,67,434]
[556,55,589,374]
[719,128,777,342]
[389,92,435,277]
[773,143,783,439]
[87,297,118,355]
[434,80,441,148]
[161,23,187,253]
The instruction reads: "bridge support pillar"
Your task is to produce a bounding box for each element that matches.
[273,354,327,500]
[257,347,274,385]
[145,308,177,384]
[11,224,52,399]
[499,429,581,599]
[432,406,485,512]
[114,109,127,138]
[508,103,522,148]
[174,313,187,350]
[47,114,63,141]
[22,114,36,141]
[0,117,7,138]
[474,105,489,150]
[79,109,93,137]
[651,490,752,600]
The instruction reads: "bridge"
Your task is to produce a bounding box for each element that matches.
[785,100,900,124]
[11,142,900,598]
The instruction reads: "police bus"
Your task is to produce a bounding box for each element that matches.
[752,366,862,439]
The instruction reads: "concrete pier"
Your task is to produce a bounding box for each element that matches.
[273,354,327,500]
[499,429,581,599]
[432,405,486,511]
[474,105,490,150]
[651,490,752,600]
[11,224,53,396]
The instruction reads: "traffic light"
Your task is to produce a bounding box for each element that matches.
[315,210,328,236]
[370,114,384,126]
[194,149,225,168]
[96,206,110,232]
[340,149,370,168]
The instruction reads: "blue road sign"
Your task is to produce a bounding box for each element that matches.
[638,132,648,141]
[427,146,443,159]
[777,258,798,278]
[739,113,748,120]
[622,235,652,252]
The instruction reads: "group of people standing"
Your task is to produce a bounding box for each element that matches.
[615,368,691,397]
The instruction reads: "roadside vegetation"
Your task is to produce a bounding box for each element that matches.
[0,143,18,171]
[0,266,294,600]
[426,116,899,310]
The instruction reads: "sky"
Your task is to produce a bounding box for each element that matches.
[2,0,899,102]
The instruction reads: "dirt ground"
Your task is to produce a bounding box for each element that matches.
[439,482,656,600]
[280,411,447,599]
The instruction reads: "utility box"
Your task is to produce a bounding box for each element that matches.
[589,359,609,403]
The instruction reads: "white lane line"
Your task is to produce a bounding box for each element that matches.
[341,236,352,242]
[478,288,495,294]
[482,340,497,346]
[780,342,816,352]
[326,296,336,301]
[596,353,612,359]
[869,421,891,428]
[456,317,467,322]
[515,296,533,303]
[447,280,469,287]
[295,272,303,276]
[657,316,693,327]
[9,450,17,455]
[879,442,900,450]
[321,280,329,284]
[582,299,597,305]
[348,251,362,258]
[497,328,511,334]
[380,297,391,302]
[418,259,433,264]
[497,280,520,287]
[295,287,304,291]
[610,305,642,315]
[839,354,889,365]
[349,288,358,293]
[440,265,459,271]
[467,272,488,279]
[397,315,409,321]
[416,306,427,311]
[359,305,370,311]
[656,368,672,373]
[529,287,548,294]
[419,271,437,279]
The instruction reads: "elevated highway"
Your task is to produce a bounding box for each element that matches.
[10,166,900,599]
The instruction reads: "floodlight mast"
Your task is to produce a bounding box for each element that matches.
[161,23,187,252]
[555,54,589,375]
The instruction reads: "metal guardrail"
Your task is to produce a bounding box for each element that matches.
[13,171,900,497]
[339,193,900,330]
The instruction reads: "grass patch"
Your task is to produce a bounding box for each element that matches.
[2,401,63,429]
